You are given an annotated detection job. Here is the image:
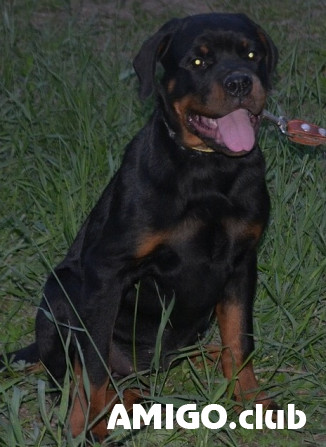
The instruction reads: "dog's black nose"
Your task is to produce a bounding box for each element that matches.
[223,73,253,97]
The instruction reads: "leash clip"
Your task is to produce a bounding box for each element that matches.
[263,109,326,147]
[262,110,289,135]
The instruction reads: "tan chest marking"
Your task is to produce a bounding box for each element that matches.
[135,219,203,259]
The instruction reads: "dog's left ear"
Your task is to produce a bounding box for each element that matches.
[242,15,278,74]
[133,18,181,100]
[256,26,278,74]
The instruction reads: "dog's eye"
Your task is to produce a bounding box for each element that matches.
[247,51,257,60]
[191,58,206,69]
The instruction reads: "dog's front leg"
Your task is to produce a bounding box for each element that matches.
[215,252,276,411]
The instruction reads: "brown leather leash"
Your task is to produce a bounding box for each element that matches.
[263,110,326,146]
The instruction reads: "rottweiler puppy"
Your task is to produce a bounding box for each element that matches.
[3,12,278,441]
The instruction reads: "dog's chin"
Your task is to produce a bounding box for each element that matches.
[186,108,262,156]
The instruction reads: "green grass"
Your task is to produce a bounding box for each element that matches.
[0,0,325,446]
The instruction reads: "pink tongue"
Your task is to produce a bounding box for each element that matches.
[217,109,255,152]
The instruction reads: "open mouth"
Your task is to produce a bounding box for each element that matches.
[187,109,260,153]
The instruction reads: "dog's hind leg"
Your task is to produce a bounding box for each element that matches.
[35,267,81,383]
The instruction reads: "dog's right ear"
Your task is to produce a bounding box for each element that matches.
[133,18,181,100]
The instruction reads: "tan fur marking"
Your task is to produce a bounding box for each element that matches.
[88,381,110,440]
[216,302,259,398]
[26,361,44,374]
[247,223,263,241]
[135,219,203,259]
[69,359,88,437]
[200,45,209,55]
[216,303,273,407]
[250,76,267,111]
[105,388,148,412]
[222,218,264,243]
[135,231,170,258]
[173,96,214,149]
[167,78,176,93]
[189,344,221,369]
[69,358,109,440]
[203,83,228,111]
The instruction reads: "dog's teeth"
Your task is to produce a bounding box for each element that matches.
[206,118,218,127]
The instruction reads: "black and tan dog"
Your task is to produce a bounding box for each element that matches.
[3,13,279,441]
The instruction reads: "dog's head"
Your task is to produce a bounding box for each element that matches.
[133,13,278,156]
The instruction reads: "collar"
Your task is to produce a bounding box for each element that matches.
[187,145,215,153]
